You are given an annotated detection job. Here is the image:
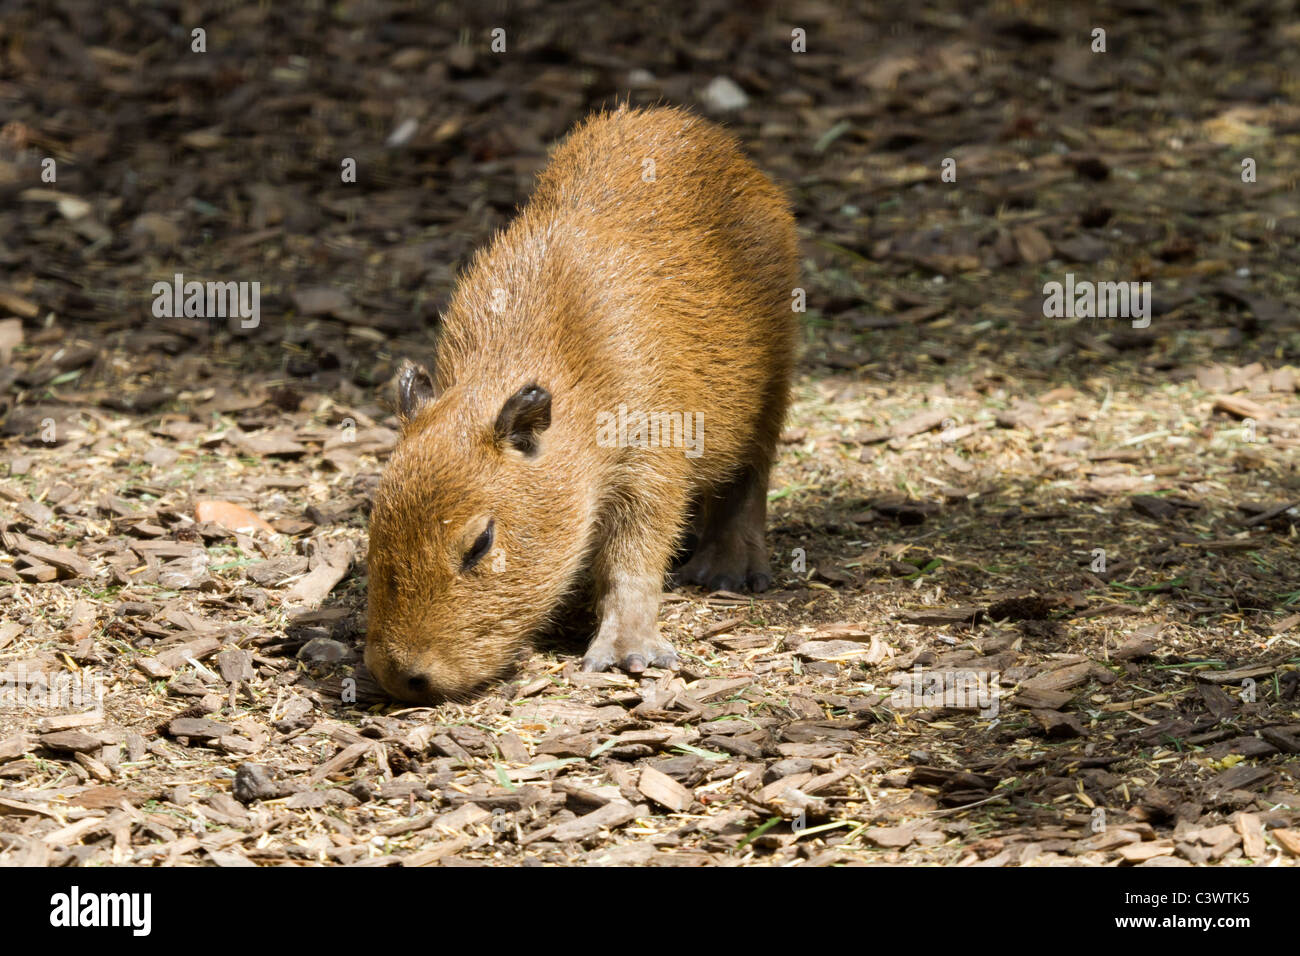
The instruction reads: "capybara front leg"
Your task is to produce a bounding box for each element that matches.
[581,496,682,674]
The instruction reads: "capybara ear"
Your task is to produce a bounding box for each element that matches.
[494,383,551,455]
[395,360,438,424]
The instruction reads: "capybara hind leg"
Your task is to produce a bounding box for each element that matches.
[673,463,773,593]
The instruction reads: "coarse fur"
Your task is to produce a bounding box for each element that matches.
[365,105,798,703]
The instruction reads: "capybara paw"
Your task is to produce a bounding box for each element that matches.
[708,573,744,593]
[581,633,677,674]
[672,547,744,593]
[673,545,771,594]
[579,650,615,672]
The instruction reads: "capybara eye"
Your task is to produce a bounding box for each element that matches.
[461,518,495,572]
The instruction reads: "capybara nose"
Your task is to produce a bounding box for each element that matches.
[406,673,431,698]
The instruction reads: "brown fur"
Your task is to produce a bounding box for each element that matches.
[365,106,798,703]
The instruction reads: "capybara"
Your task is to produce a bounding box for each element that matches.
[365,105,797,703]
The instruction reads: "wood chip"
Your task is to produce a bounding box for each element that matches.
[1212,394,1272,420]
[1241,500,1299,527]
[0,732,34,761]
[38,730,102,753]
[195,500,275,534]
[309,741,372,782]
[1031,709,1087,737]
[1019,661,1093,694]
[36,711,103,733]
[796,639,876,662]
[1112,632,1158,660]
[1271,828,1300,857]
[167,717,233,740]
[755,772,815,804]
[1116,840,1175,862]
[403,835,470,866]
[896,606,984,626]
[637,766,694,812]
[1197,683,1236,720]
[525,800,640,844]
[283,538,355,607]
[433,803,491,833]
[861,824,920,848]
[0,293,40,320]
[1013,687,1074,710]
[1196,661,1280,684]
[68,786,149,809]
[1234,812,1267,860]
[13,538,92,578]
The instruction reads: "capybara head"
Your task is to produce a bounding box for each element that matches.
[365,360,584,703]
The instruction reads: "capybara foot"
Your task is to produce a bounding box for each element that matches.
[674,463,775,594]
[581,630,678,674]
[671,545,744,593]
[671,539,772,594]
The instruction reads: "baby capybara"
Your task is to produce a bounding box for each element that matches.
[365,106,797,703]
